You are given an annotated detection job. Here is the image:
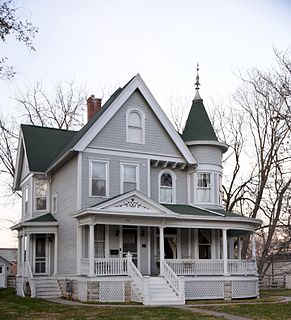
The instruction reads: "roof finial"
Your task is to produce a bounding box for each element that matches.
[194,63,202,100]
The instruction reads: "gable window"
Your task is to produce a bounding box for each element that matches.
[35,181,48,211]
[52,194,57,214]
[121,163,139,193]
[126,108,145,144]
[90,160,108,197]
[24,186,29,215]
[197,173,211,203]
[159,171,176,203]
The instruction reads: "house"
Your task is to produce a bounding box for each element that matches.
[0,248,18,288]
[12,73,261,305]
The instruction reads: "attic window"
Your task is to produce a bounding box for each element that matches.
[35,181,48,211]
[126,108,145,144]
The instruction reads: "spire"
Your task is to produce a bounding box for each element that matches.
[194,63,202,100]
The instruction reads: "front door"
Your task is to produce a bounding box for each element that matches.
[34,235,47,275]
[123,227,137,266]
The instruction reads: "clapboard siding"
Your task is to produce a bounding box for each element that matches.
[20,155,30,182]
[51,156,78,275]
[150,166,188,204]
[190,145,222,167]
[88,90,183,158]
[81,152,149,208]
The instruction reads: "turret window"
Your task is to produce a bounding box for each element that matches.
[197,173,211,203]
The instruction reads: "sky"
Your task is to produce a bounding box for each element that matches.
[0,0,291,247]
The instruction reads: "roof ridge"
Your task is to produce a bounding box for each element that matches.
[21,123,78,133]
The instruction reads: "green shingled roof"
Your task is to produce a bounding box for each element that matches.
[162,204,242,218]
[182,97,218,142]
[27,213,57,222]
[21,125,77,172]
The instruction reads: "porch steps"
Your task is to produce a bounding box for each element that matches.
[34,277,61,298]
[145,277,184,306]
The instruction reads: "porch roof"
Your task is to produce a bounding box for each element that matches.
[11,213,58,231]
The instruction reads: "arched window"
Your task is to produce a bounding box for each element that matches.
[126,108,145,144]
[159,171,176,203]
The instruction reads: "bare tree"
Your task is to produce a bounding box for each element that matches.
[168,96,191,133]
[0,0,38,79]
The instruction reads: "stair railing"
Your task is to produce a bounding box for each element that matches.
[162,260,185,300]
[25,262,36,298]
[126,252,145,303]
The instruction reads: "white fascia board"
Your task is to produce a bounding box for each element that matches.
[190,204,225,217]
[13,131,24,191]
[72,74,197,165]
[186,140,228,153]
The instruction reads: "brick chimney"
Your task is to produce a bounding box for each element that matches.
[87,95,102,121]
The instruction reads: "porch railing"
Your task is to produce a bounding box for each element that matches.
[162,260,184,300]
[165,259,257,276]
[127,253,144,303]
[94,258,127,276]
[17,262,35,297]
[25,262,36,298]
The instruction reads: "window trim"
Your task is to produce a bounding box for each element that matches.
[24,185,29,215]
[196,172,212,204]
[89,160,109,198]
[126,107,146,144]
[52,193,57,214]
[120,162,140,194]
[158,169,177,204]
[34,181,48,212]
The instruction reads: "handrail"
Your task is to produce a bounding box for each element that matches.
[162,260,183,298]
[126,253,144,303]
[25,262,36,298]
[95,258,127,275]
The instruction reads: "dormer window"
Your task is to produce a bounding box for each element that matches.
[126,108,145,144]
[35,181,48,211]
[159,171,176,203]
[197,173,211,203]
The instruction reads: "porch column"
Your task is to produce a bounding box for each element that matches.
[252,233,257,260]
[53,233,58,276]
[17,236,21,275]
[159,227,164,275]
[26,234,30,266]
[76,225,82,274]
[222,229,228,275]
[237,237,242,259]
[89,224,95,276]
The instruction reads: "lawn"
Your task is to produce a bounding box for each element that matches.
[0,289,217,320]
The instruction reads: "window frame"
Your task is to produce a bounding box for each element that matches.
[158,170,176,204]
[52,193,57,214]
[24,185,29,215]
[89,160,109,198]
[120,162,140,193]
[126,107,146,144]
[196,172,212,204]
[34,181,48,212]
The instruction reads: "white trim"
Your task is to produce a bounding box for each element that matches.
[120,162,140,193]
[147,226,151,275]
[177,228,181,259]
[24,185,29,216]
[105,225,110,258]
[19,173,33,188]
[34,180,48,213]
[147,158,151,197]
[126,107,146,144]
[52,193,58,214]
[89,159,109,198]
[73,74,197,164]
[77,152,82,210]
[158,169,177,204]
[185,139,228,152]
[137,226,141,270]
[188,229,191,258]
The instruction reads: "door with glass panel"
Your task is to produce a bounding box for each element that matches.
[123,227,138,266]
[34,234,47,274]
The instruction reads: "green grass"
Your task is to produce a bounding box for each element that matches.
[0,289,218,320]
[260,288,291,297]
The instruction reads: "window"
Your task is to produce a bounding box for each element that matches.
[52,194,57,214]
[199,229,212,259]
[35,181,47,211]
[24,186,28,215]
[121,164,139,193]
[159,171,176,203]
[197,173,211,203]
[126,108,145,144]
[90,161,108,197]
[94,225,105,258]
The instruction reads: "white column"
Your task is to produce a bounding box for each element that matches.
[26,234,30,266]
[194,229,199,259]
[159,227,164,275]
[89,224,95,276]
[17,236,21,275]
[228,237,234,259]
[222,229,228,275]
[77,226,82,274]
[252,233,257,260]
[238,237,241,259]
[54,233,58,276]
[188,229,191,258]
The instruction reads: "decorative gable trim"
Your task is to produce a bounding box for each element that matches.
[73,74,197,165]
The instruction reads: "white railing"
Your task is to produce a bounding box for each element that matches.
[95,258,127,276]
[126,253,144,303]
[162,260,184,299]
[228,259,257,275]
[80,258,89,275]
[165,259,224,275]
[25,262,36,298]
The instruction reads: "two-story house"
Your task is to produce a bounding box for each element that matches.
[12,74,261,305]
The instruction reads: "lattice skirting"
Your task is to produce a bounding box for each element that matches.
[185,280,224,299]
[99,281,125,302]
[232,280,257,298]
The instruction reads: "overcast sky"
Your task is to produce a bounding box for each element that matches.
[0,0,291,247]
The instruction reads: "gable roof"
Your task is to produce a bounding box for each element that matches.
[182,96,218,142]
[21,125,77,172]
